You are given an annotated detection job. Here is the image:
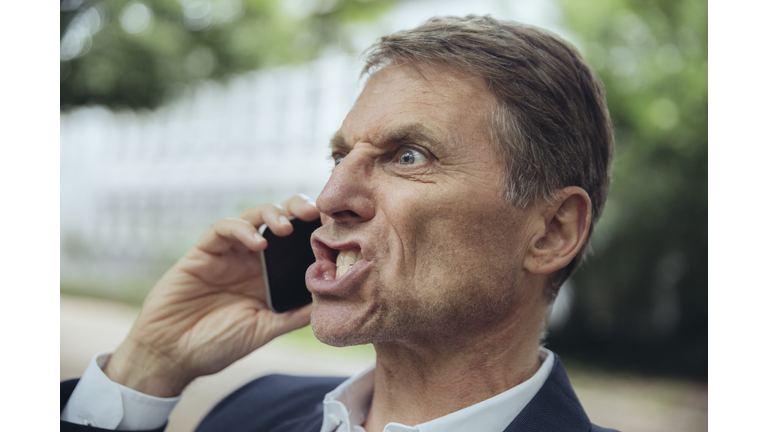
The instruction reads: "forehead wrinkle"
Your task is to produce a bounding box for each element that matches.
[374,123,442,147]
[331,122,447,154]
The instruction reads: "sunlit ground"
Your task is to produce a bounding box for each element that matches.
[61,295,706,432]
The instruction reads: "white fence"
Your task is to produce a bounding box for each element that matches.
[61,55,362,286]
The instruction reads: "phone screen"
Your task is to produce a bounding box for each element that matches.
[260,217,322,313]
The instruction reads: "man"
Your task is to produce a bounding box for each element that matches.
[61,15,616,431]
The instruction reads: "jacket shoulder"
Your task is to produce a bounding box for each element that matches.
[591,425,621,432]
[504,354,621,432]
[196,374,346,432]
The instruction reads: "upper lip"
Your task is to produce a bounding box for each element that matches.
[311,231,367,263]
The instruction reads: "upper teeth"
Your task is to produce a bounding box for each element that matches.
[336,249,363,279]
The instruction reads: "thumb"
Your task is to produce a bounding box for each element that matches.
[266,304,312,338]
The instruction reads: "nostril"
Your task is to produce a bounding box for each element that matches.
[333,210,360,220]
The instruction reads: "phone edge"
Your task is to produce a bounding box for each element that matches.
[258,223,280,313]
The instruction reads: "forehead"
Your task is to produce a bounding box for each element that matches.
[333,64,497,152]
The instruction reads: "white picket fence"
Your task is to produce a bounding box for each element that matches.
[61,55,363,285]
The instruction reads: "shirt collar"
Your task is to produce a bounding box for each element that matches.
[320,347,555,432]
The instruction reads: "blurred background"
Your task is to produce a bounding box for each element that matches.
[60,0,707,430]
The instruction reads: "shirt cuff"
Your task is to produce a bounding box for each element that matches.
[61,351,181,430]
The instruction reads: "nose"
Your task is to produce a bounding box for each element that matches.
[316,147,375,224]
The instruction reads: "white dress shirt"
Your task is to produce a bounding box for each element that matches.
[62,348,554,431]
[61,352,180,430]
[320,348,554,432]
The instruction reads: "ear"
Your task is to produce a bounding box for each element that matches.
[524,187,592,276]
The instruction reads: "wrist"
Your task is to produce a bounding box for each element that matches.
[104,338,192,398]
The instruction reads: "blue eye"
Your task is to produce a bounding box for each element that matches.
[399,149,427,165]
[334,157,344,167]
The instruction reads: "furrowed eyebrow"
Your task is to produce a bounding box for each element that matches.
[329,132,351,153]
[377,124,439,147]
[329,123,441,153]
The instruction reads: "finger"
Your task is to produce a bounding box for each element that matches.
[283,194,321,222]
[268,304,312,336]
[240,204,294,237]
[196,218,267,254]
[262,205,295,237]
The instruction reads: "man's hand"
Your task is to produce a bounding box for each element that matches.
[103,195,319,397]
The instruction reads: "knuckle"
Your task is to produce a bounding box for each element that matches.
[221,217,248,228]
[240,206,263,218]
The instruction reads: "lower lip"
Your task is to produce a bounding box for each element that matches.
[306,259,371,296]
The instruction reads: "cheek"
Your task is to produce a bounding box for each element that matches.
[373,175,518,283]
[411,203,525,286]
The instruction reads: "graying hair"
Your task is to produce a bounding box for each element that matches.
[362,15,614,300]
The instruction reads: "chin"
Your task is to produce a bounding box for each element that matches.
[311,319,368,348]
[310,302,379,348]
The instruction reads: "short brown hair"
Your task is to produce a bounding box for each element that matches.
[363,15,614,299]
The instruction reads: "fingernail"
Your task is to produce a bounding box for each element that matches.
[279,215,290,225]
[253,233,265,241]
[298,193,316,207]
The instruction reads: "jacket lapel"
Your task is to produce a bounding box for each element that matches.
[502,355,592,432]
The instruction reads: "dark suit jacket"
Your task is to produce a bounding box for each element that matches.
[61,354,619,431]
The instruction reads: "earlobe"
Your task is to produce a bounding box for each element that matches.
[524,187,591,276]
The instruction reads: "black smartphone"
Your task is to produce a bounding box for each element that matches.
[259,217,322,313]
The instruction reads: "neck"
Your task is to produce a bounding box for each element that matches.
[362,301,545,432]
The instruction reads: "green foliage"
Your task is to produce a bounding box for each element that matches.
[547,0,707,379]
[60,0,392,110]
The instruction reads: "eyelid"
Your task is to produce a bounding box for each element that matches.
[331,145,434,168]
[395,146,430,163]
[331,150,347,160]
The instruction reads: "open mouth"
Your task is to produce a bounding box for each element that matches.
[336,249,363,279]
[307,233,371,294]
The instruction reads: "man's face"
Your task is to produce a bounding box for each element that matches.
[306,64,536,347]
